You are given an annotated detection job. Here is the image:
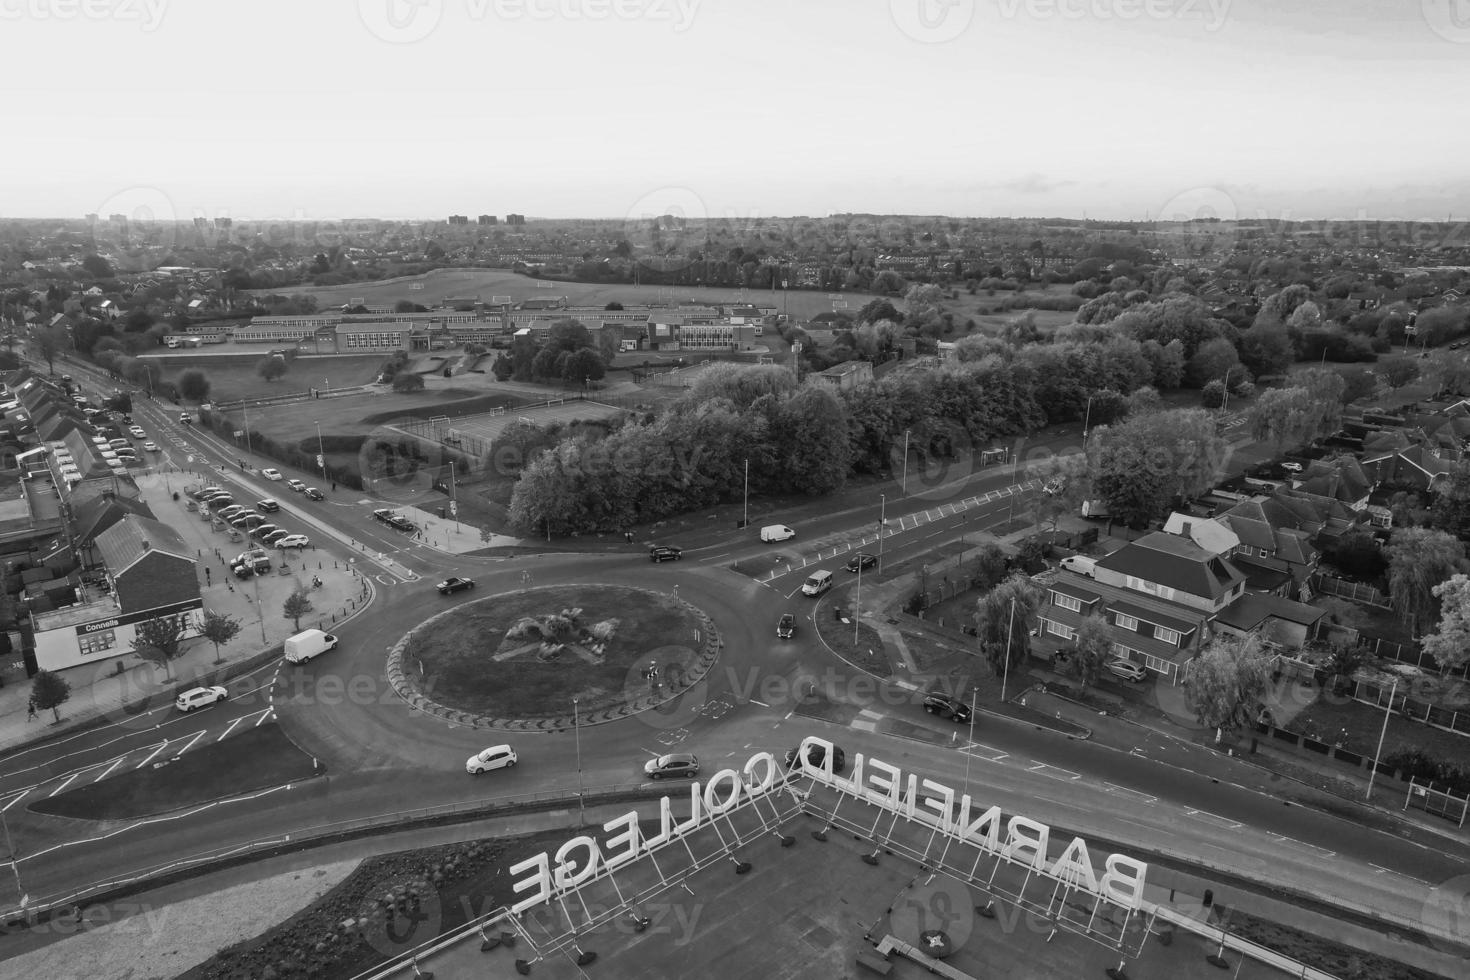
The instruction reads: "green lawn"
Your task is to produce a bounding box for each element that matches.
[1289,690,1470,764]
[412,586,702,716]
[155,353,382,404]
[29,723,321,820]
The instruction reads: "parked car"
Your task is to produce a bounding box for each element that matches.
[256,498,280,513]
[179,413,193,424]
[466,744,518,774]
[218,505,245,519]
[143,441,159,452]
[304,487,325,501]
[923,693,973,724]
[251,523,279,540]
[234,549,268,565]
[229,513,255,528]
[777,613,796,639]
[1104,659,1148,683]
[784,743,846,773]
[191,486,222,500]
[263,529,292,546]
[649,545,683,562]
[1281,461,1303,473]
[239,514,266,529]
[129,426,146,438]
[373,509,415,532]
[261,468,283,481]
[175,686,227,712]
[845,552,877,572]
[287,479,307,493]
[644,753,699,780]
[437,576,475,595]
[275,534,310,549]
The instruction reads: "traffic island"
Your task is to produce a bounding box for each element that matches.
[386,585,723,731]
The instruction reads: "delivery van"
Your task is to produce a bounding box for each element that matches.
[760,524,795,543]
[1060,555,1097,578]
[283,628,339,665]
[801,569,834,596]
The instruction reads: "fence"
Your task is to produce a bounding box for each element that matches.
[1311,574,1389,607]
[1352,678,1470,739]
[211,390,312,411]
[1326,622,1468,676]
[1405,777,1469,826]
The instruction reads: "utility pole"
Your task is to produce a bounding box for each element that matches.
[743,457,749,529]
[902,429,911,494]
[573,697,585,827]
[1366,678,1398,801]
[999,598,1016,702]
[853,563,861,645]
[878,494,886,572]
[314,421,326,482]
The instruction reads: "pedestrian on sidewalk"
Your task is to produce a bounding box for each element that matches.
[26,699,36,723]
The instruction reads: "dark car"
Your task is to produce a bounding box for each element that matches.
[777,613,795,639]
[784,743,846,774]
[644,753,699,780]
[251,523,279,540]
[256,499,280,513]
[374,509,415,532]
[923,693,973,724]
[649,545,683,563]
[437,576,475,595]
[304,487,325,501]
[845,552,877,573]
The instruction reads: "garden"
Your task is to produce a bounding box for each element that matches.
[408,586,702,717]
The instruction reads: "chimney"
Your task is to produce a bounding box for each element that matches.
[141,539,150,551]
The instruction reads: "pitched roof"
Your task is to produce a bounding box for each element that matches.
[74,494,154,544]
[94,516,192,577]
[1097,531,1245,601]
[1161,513,1240,555]
[1216,593,1326,632]
[1296,457,1371,503]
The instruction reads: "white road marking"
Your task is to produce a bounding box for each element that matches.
[219,717,244,741]
[92,758,125,783]
[749,700,770,708]
[1027,762,1081,781]
[48,773,80,797]
[1183,808,1243,830]
[134,741,170,770]
[173,730,207,757]
[1101,783,1157,804]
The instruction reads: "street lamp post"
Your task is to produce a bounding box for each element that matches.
[573,697,585,827]
[252,571,266,643]
[1082,392,1096,444]
[242,403,253,454]
[0,805,24,910]
[1366,678,1399,801]
[999,597,1016,702]
[743,457,749,529]
[878,494,886,572]
[853,563,862,645]
[314,421,326,482]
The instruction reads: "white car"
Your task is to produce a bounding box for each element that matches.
[287,479,307,492]
[275,534,311,549]
[1281,461,1303,473]
[466,744,517,774]
[129,426,146,438]
[261,468,283,481]
[143,441,159,452]
[175,685,228,712]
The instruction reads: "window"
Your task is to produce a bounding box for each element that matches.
[1054,593,1081,613]
[1125,576,1175,601]
[79,629,116,656]
[1114,613,1139,631]
[1156,627,1182,646]
[1047,620,1074,640]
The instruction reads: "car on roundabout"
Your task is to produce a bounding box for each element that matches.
[845,552,877,573]
[304,487,325,501]
[175,686,228,713]
[784,743,846,773]
[922,693,973,724]
[437,576,475,595]
[777,613,796,639]
[287,479,307,493]
[649,545,683,562]
[466,744,518,774]
[143,441,159,452]
[644,753,699,780]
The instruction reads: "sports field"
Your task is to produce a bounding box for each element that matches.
[388,397,626,459]
[252,267,880,322]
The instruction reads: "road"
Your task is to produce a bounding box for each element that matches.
[0,360,1465,956]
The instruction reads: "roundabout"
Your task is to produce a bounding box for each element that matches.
[385,584,725,732]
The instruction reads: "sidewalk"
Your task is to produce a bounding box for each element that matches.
[0,469,372,753]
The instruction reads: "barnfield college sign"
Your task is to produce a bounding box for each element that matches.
[511,738,1148,915]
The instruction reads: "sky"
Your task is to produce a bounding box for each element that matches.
[2,0,1469,225]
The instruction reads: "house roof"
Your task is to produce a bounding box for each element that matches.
[1216,593,1325,632]
[1097,532,1245,601]
[94,516,192,577]
[1231,557,1293,594]
[1161,513,1240,555]
[75,494,154,544]
[1296,457,1371,503]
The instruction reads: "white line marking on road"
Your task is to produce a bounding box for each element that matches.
[174,730,207,756]
[749,700,770,708]
[134,741,170,770]
[48,773,79,797]
[219,717,244,741]
[1101,783,1157,804]
[1266,832,1335,857]
[851,721,877,732]
[1,792,26,813]
[93,758,124,783]
[1027,762,1081,781]
[1183,808,1243,830]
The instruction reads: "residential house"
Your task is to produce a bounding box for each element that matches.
[1208,502,1321,596]
[815,360,874,392]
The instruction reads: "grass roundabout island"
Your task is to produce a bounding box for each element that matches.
[398,585,713,722]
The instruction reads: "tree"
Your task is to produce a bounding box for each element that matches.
[199,610,243,665]
[1382,359,1420,389]
[256,355,288,382]
[973,574,1041,675]
[36,326,65,373]
[970,542,1009,592]
[1431,462,1470,540]
[561,347,606,386]
[1423,575,1470,674]
[284,588,314,631]
[132,614,188,680]
[392,372,425,393]
[1384,527,1465,634]
[1248,386,1317,453]
[81,253,115,279]
[177,368,211,403]
[491,353,513,381]
[1088,409,1227,526]
[1183,633,1272,741]
[1066,614,1115,691]
[1186,337,1242,389]
[30,670,71,723]
[1339,367,1377,405]
[1026,454,1090,531]
[1238,321,1296,378]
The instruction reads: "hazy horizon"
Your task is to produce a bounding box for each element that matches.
[4,0,1468,226]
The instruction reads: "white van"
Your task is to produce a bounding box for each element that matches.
[801,569,834,596]
[283,628,339,664]
[760,524,795,543]
[1060,555,1097,578]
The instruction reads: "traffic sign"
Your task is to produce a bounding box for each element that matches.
[316,454,325,467]
[449,501,458,516]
